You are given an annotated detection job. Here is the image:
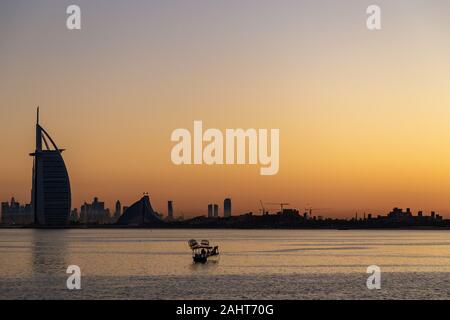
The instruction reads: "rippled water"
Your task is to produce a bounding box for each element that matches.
[0,229,449,299]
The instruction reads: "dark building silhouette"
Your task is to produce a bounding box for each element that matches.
[280,208,301,216]
[114,200,122,220]
[117,194,163,226]
[168,201,173,219]
[81,197,110,224]
[388,207,413,220]
[224,198,231,218]
[384,207,442,222]
[208,204,213,218]
[30,108,71,226]
[1,197,33,225]
[70,208,79,223]
[213,204,219,218]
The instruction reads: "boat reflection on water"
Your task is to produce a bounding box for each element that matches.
[188,239,220,264]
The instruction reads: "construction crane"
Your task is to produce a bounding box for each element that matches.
[265,202,290,213]
[259,200,267,215]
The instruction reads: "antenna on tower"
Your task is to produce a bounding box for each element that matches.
[35,106,42,152]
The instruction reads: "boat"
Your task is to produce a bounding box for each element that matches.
[188,239,220,263]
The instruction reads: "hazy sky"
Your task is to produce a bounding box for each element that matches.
[1,0,450,218]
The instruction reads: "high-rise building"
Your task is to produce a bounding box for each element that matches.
[168,201,173,219]
[224,198,232,218]
[213,204,219,218]
[80,197,110,224]
[114,200,122,220]
[70,208,79,223]
[1,197,33,225]
[0,201,7,223]
[30,108,71,226]
[207,204,213,218]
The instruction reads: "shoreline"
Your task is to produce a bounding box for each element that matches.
[1,225,450,231]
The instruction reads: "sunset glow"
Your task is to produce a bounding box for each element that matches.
[1,0,450,217]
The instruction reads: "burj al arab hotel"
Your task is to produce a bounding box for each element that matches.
[30,108,71,226]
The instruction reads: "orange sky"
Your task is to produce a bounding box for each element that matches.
[1,1,450,218]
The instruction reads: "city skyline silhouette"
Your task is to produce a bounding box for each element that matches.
[1,1,450,305]
[2,1,450,218]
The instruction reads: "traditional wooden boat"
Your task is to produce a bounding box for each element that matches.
[188,239,219,263]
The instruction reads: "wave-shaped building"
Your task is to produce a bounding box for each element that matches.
[117,195,163,226]
[30,109,71,226]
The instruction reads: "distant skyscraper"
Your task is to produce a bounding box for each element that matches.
[224,198,231,217]
[208,204,213,218]
[0,201,7,223]
[81,197,110,224]
[114,200,122,220]
[168,201,173,219]
[213,204,219,218]
[1,197,33,225]
[70,208,79,223]
[30,108,71,226]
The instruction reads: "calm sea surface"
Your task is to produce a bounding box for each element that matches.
[0,229,449,299]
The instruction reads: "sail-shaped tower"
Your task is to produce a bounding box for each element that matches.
[30,108,71,226]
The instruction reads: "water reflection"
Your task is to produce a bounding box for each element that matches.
[189,259,220,272]
[31,229,69,277]
[0,229,449,299]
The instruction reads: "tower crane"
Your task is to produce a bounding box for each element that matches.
[265,202,290,213]
[259,200,267,215]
